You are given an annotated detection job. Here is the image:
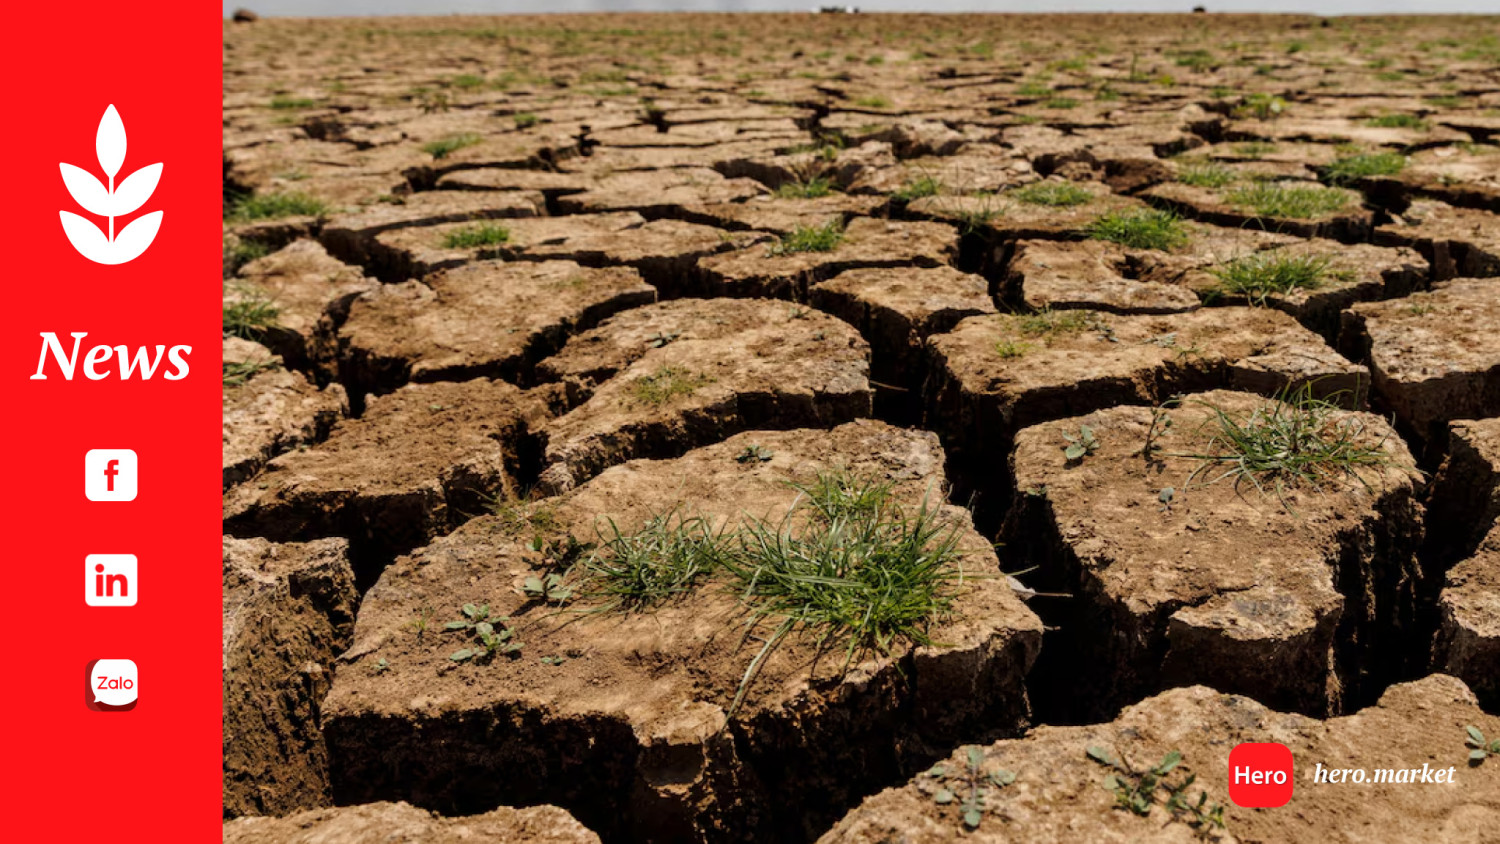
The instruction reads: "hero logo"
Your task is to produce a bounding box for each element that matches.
[60,104,163,265]
[29,332,191,381]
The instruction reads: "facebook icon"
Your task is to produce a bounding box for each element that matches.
[85,449,137,501]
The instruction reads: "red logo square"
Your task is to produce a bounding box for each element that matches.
[1228,742,1293,807]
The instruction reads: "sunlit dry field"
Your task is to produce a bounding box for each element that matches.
[221,13,1500,843]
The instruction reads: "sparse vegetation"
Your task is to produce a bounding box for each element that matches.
[445,603,522,662]
[513,112,540,129]
[227,191,328,222]
[1062,425,1100,462]
[736,444,775,464]
[627,366,714,406]
[1011,181,1094,207]
[893,175,943,202]
[577,509,730,612]
[1176,161,1236,188]
[270,95,316,110]
[1467,726,1500,765]
[442,223,510,248]
[1226,182,1350,219]
[1236,93,1286,120]
[223,358,279,387]
[995,340,1034,359]
[1087,747,1226,835]
[769,219,844,255]
[1086,209,1189,251]
[922,746,1017,830]
[775,176,836,199]
[422,132,483,159]
[223,286,280,339]
[1365,113,1429,130]
[1207,252,1332,305]
[1322,152,1406,186]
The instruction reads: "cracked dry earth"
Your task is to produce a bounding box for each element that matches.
[221,12,1500,843]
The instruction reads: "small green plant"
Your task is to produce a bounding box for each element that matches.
[1234,141,1277,157]
[721,472,965,715]
[523,573,573,604]
[1174,382,1396,508]
[442,223,510,249]
[227,192,328,222]
[995,340,1034,359]
[1087,746,1226,834]
[1043,97,1080,109]
[374,657,390,674]
[1018,307,1094,338]
[223,287,280,339]
[270,95,316,110]
[578,509,730,612]
[893,174,943,202]
[1237,93,1286,120]
[1086,209,1189,251]
[422,133,483,160]
[445,603,522,662]
[736,444,775,464]
[540,655,567,666]
[627,366,714,406]
[407,606,435,641]
[222,358,279,387]
[1062,425,1100,462]
[769,219,844,255]
[1226,182,1350,219]
[449,73,485,89]
[1365,113,1429,130]
[1467,726,1500,765]
[1176,162,1236,188]
[922,746,1017,830]
[1207,252,1332,305]
[775,176,835,199]
[853,95,891,109]
[513,112,540,129]
[1322,152,1406,186]
[1011,181,1094,207]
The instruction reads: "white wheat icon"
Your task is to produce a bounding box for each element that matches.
[59,105,163,265]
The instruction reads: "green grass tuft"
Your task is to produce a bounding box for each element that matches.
[270,95,316,110]
[627,366,714,406]
[893,175,943,202]
[1225,182,1350,219]
[770,219,844,255]
[1207,252,1332,305]
[442,223,510,249]
[1322,152,1406,186]
[1085,209,1189,251]
[775,177,836,199]
[1175,162,1236,188]
[422,133,483,159]
[223,286,280,339]
[1011,181,1094,207]
[227,192,328,222]
[578,510,730,612]
[1364,113,1429,130]
[1017,307,1095,338]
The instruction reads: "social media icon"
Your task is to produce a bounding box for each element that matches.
[1228,742,1294,808]
[85,448,137,501]
[85,658,138,711]
[85,554,137,607]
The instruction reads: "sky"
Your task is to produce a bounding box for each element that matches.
[224,1,1500,16]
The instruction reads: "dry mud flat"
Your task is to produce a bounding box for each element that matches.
[325,422,1041,842]
[222,10,1500,842]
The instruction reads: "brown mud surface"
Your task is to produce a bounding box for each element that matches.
[223,11,1500,842]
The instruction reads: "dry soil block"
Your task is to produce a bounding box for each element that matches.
[1376,200,1500,281]
[230,240,379,378]
[536,298,870,492]
[1434,523,1500,712]
[324,422,1042,843]
[321,191,544,274]
[1003,390,1422,720]
[695,217,958,299]
[223,536,357,818]
[338,260,655,397]
[224,801,600,844]
[223,378,544,576]
[1340,278,1500,447]
[1143,180,1372,241]
[820,675,1500,843]
[222,338,346,491]
[810,266,995,416]
[924,307,1366,516]
[368,212,760,295]
[553,167,767,218]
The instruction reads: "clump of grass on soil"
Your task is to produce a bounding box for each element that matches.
[578,510,731,612]
[1085,209,1189,251]
[769,219,844,255]
[1017,306,1095,338]
[775,176,836,199]
[1364,113,1429,130]
[442,223,510,249]
[223,237,269,278]
[1206,252,1332,305]
[1173,382,1396,508]
[1322,152,1406,186]
[893,174,943,202]
[1226,182,1350,219]
[270,95,316,110]
[227,192,328,222]
[1011,181,1094,207]
[1175,161,1236,188]
[627,366,714,406]
[223,285,280,339]
[422,132,483,159]
[721,472,966,714]
[223,358,279,387]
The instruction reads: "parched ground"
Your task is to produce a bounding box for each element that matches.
[222,11,1500,843]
